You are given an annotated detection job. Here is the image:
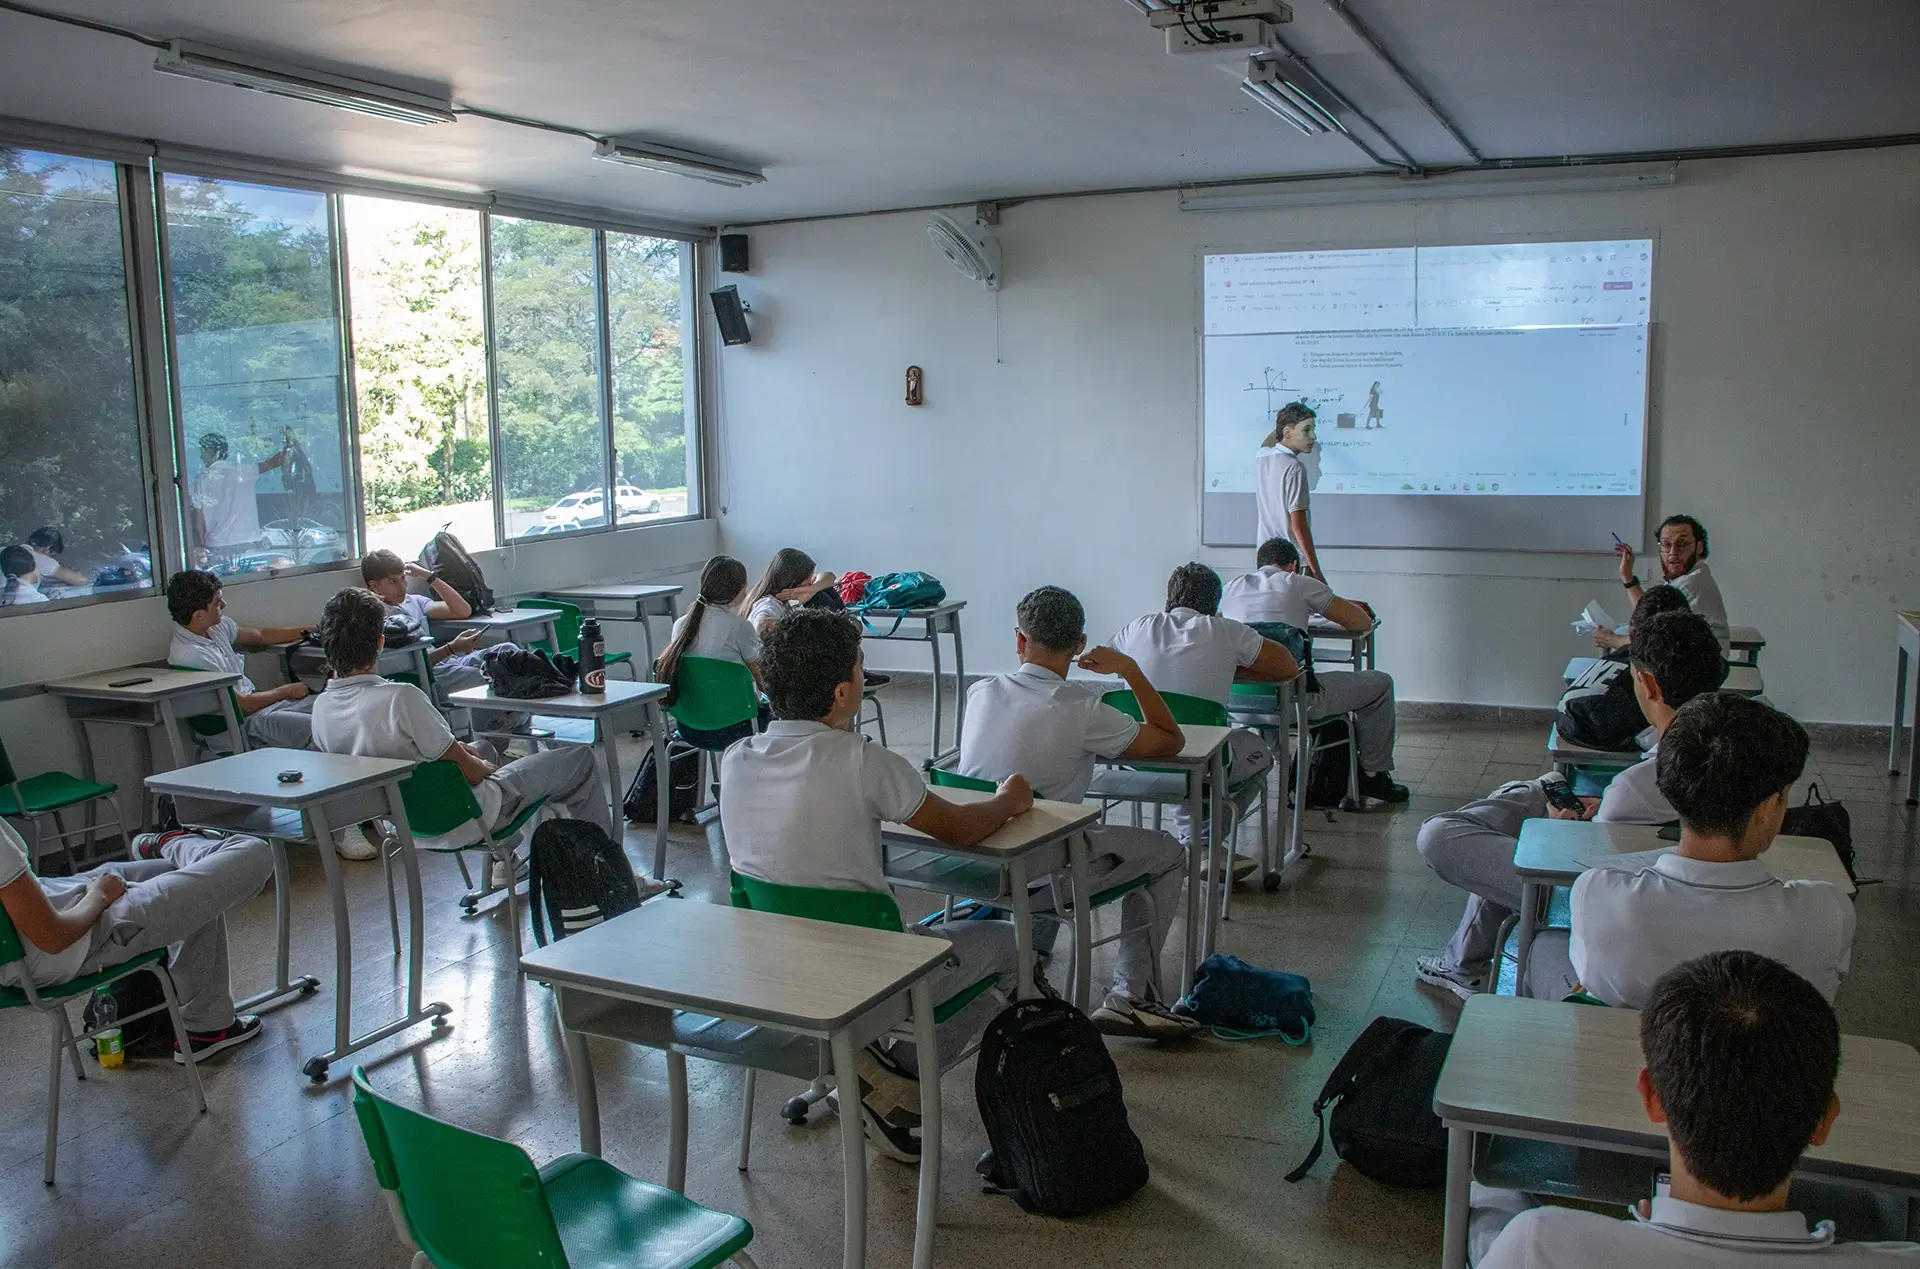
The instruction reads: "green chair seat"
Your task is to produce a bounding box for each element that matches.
[929,973,1000,1026]
[0,946,166,1008]
[2,770,118,817]
[928,768,995,793]
[352,1070,753,1269]
[540,1152,753,1269]
[668,657,758,735]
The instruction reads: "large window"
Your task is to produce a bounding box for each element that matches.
[0,147,152,607]
[343,195,494,556]
[489,216,608,541]
[607,232,698,523]
[163,175,354,574]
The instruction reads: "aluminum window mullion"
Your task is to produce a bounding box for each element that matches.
[330,192,366,558]
[480,211,509,547]
[595,229,618,524]
[119,161,178,589]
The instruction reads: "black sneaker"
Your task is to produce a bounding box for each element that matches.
[862,672,892,690]
[174,1013,262,1064]
[1358,770,1410,803]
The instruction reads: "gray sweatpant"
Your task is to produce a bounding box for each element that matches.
[60,833,274,1031]
[1027,824,1183,1004]
[1306,669,1397,773]
[246,696,315,749]
[487,744,613,838]
[1415,779,1545,973]
[430,655,514,733]
[886,919,1020,1076]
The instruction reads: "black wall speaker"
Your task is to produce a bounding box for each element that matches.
[719,233,750,273]
[710,285,751,346]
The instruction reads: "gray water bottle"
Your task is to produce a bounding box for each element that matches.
[579,618,607,694]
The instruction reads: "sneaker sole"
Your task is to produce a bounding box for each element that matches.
[175,1022,262,1064]
[1412,968,1485,1000]
[1091,1008,1203,1040]
[860,1105,922,1163]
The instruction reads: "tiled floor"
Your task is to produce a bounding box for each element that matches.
[4,686,1916,1268]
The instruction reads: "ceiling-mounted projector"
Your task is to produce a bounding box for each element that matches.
[926,212,1001,290]
[1146,0,1292,55]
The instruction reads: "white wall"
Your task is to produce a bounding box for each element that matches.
[713,147,1920,726]
[0,518,716,816]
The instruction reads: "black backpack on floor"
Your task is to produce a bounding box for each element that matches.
[81,968,172,1058]
[1290,717,1353,810]
[526,819,646,947]
[1781,782,1858,883]
[974,998,1149,1217]
[1285,1016,1452,1189]
[624,740,702,824]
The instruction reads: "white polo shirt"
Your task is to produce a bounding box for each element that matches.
[0,819,92,989]
[1592,746,1672,824]
[1480,1196,1920,1268]
[671,603,762,667]
[1110,607,1266,708]
[1668,561,1730,646]
[311,674,500,834]
[191,457,263,548]
[388,593,437,628]
[1220,566,1334,629]
[959,663,1141,805]
[2,578,48,605]
[1569,852,1854,1009]
[1253,445,1310,547]
[746,596,790,629]
[719,721,928,894]
[170,616,256,694]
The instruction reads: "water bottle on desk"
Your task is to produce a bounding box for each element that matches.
[579,618,607,694]
[93,987,124,1068]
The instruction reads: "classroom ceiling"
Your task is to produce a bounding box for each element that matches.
[1,0,1916,226]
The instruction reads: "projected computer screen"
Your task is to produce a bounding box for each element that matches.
[1199,239,1653,551]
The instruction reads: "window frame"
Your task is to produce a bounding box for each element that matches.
[0,146,167,618]
[0,121,711,621]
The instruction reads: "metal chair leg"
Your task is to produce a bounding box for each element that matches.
[501,845,524,962]
[738,1068,757,1171]
[381,834,402,958]
[55,1007,86,1081]
[153,965,208,1115]
[44,1009,65,1185]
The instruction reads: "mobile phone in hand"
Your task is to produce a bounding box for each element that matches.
[1544,780,1587,816]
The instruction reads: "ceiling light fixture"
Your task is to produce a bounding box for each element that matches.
[591,138,764,188]
[153,40,455,126]
[1240,56,1344,134]
[1179,162,1679,211]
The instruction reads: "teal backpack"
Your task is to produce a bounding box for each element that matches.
[851,571,947,636]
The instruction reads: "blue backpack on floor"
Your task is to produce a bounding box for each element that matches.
[1173,954,1314,1042]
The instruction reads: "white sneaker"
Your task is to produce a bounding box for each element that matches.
[490,853,529,889]
[333,822,385,862]
[1414,953,1488,1000]
[1090,994,1204,1039]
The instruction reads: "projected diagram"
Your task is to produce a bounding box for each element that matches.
[1203,241,1651,498]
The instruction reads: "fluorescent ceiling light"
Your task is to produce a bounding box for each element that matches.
[153,40,455,126]
[591,139,764,188]
[1180,162,1679,210]
[1241,56,1344,135]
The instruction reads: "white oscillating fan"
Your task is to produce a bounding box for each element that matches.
[926,212,1001,290]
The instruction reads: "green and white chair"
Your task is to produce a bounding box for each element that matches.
[385,760,549,961]
[351,1068,757,1269]
[1,897,206,1184]
[0,734,126,874]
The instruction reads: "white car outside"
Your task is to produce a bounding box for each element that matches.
[541,485,663,528]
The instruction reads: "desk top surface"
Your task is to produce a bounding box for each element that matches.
[538,582,682,602]
[883,788,1101,855]
[1728,624,1765,648]
[430,607,557,629]
[1436,994,1920,1187]
[857,600,967,620]
[144,747,415,804]
[519,899,951,1031]
[45,666,243,700]
[1514,819,1854,892]
[1308,617,1379,640]
[447,678,667,716]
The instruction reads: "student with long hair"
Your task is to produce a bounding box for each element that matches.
[740,548,838,635]
[657,555,768,748]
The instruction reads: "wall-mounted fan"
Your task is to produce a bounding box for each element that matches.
[926,211,1001,290]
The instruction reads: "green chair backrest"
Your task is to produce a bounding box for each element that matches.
[168,665,245,740]
[729,871,904,933]
[1101,688,1231,728]
[0,735,19,813]
[929,767,996,793]
[397,760,487,840]
[350,1069,573,1268]
[670,656,758,733]
[519,599,582,657]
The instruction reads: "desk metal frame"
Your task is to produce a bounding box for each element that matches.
[858,602,967,763]
[145,750,450,1081]
[533,583,683,674]
[428,607,560,652]
[1892,614,1920,805]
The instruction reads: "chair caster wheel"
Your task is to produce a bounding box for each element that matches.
[302,1057,328,1083]
[1262,871,1282,892]
[1339,797,1360,812]
[781,1096,811,1124]
[298,979,320,996]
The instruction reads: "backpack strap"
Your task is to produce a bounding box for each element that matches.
[1284,1017,1413,1183]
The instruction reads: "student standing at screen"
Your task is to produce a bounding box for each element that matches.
[1253,401,1323,580]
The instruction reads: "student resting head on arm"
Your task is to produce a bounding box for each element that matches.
[717,607,1031,1162]
[1478,950,1915,1267]
[1569,692,1854,1009]
[739,547,838,636]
